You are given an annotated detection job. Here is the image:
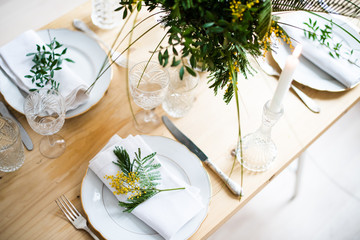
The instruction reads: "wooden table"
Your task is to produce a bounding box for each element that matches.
[1,2,359,239]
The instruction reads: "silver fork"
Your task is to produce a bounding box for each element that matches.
[55,195,100,240]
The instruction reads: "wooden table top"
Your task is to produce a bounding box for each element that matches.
[1,2,360,239]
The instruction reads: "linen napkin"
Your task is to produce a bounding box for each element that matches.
[0,30,89,111]
[89,134,205,240]
[279,11,360,88]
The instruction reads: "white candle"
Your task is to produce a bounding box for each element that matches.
[269,45,302,113]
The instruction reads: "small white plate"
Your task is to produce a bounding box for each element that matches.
[0,28,112,118]
[272,13,360,92]
[81,135,211,240]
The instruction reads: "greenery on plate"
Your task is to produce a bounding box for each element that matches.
[105,146,185,213]
[25,34,74,91]
[303,15,360,68]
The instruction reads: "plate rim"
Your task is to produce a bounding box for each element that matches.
[80,135,212,240]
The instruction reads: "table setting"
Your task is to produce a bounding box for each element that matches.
[1,1,360,240]
[264,11,360,91]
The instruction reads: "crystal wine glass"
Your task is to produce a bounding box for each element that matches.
[24,89,66,158]
[129,61,169,133]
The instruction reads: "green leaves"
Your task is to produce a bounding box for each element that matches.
[25,35,74,91]
[118,189,158,213]
[171,56,181,67]
[113,146,134,175]
[158,49,169,67]
[255,0,272,40]
[185,65,196,77]
[116,0,275,103]
[203,22,214,28]
[303,17,359,67]
[179,65,185,79]
[112,146,170,213]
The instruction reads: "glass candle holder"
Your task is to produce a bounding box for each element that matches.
[237,100,283,172]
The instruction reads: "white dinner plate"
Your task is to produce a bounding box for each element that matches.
[272,13,360,92]
[81,135,211,240]
[0,28,112,118]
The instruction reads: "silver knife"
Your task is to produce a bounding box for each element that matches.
[162,116,242,197]
[0,101,33,151]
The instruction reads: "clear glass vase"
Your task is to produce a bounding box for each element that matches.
[237,100,283,172]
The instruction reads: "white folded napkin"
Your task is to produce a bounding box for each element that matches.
[89,134,205,240]
[279,11,360,88]
[0,30,89,111]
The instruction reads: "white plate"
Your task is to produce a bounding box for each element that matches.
[272,13,360,92]
[0,28,112,118]
[81,135,211,240]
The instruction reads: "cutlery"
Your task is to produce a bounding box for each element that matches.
[72,19,128,67]
[0,101,33,151]
[257,58,321,113]
[162,116,242,197]
[290,84,321,113]
[55,195,100,240]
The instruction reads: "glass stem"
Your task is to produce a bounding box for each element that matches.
[144,108,156,122]
[47,135,56,147]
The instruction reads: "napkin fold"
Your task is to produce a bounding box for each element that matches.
[0,30,89,111]
[89,134,205,240]
[279,12,360,88]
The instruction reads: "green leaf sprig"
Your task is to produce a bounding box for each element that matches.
[105,146,185,213]
[304,17,360,68]
[25,35,74,91]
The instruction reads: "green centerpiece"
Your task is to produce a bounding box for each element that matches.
[95,0,360,196]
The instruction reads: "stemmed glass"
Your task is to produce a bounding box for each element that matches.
[129,61,169,133]
[24,89,66,158]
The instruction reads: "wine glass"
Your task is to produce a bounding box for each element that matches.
[129,61,169,133]
[24,89,66,158]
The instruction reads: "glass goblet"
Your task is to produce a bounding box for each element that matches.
[24,89,66,159]
[129,61,169,133]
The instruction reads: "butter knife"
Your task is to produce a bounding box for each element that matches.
[0,101,33,151]
[162,116,242,197]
